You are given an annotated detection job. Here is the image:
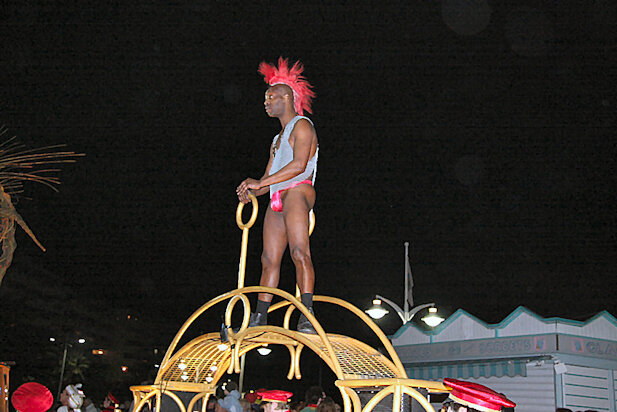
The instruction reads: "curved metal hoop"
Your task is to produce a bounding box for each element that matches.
[133,389,188,412]
[235,195,315,233]
[309,209,315,235]
[236,194,259,229]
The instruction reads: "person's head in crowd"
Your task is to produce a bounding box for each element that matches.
[305,386,325,407]
[59,384,86,412]
[256,390,293,412]
[11,382,53,412]
[206,396,218,412]
[239,398,251,411]
[315,397,337,412]
[216,385,226,399]
[289,401,305,412]
[223,381,238,394]
[102,392,119,409]
[245,390,259,404]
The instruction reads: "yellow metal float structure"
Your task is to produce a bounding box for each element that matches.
[130,195,450,412]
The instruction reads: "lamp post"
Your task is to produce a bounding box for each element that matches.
[366,295,436,324]
[365,242,444,327]
[54,336,86,398]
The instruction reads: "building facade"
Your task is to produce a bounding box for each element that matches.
[391,306,617,412]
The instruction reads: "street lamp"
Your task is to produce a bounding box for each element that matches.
[54,336,86,398]
[365,242,442,327]
[256,345,272,356]
[421,307,445,327]
[365,299,389,319]
[366,295,436,325]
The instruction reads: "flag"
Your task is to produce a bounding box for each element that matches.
[405,244,414,308]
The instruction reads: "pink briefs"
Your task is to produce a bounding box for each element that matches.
[270,180,313,212]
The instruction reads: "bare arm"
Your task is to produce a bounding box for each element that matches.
[259,119,315,187]
[236,120,315,200]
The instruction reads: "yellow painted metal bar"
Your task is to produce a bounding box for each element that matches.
[366,385,436,412]
[235,194,258,288]
[335,378,449,392]
[186,392,211,412]
[158,286,398,382]
[245,288,345,378]
[232,323,342,378]
[294,343,304,379]
[223,293,251,340]
[283,304,295,329]
[132,389,157,412]
[337,386,352,412]
[392,385,402,412]
[155,391,161,412]
[317,296,407,377]
[160,391,187,412]
[342,387,360,412]
[271,295,408,378]
[309,209,315,235]
[130,386,152,409]
[360,386,392,412]
[285,344,296,379]
[159,287,267,371]
[156,287,440,397]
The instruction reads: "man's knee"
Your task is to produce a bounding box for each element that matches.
[290,247,312,266]
[261,252,280,269]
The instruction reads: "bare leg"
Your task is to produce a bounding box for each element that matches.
[257,204,288,303]
[281,185,316,294]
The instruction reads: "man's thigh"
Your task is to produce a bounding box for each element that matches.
[263,205,288,258]
[282,191,313,249]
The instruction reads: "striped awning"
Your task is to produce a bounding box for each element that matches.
[405,359,529,380]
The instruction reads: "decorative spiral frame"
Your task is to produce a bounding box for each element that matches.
[130,194,450,411]
[130,287,449,412]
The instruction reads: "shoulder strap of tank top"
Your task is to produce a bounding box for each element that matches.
[291,116,318,186]
[294,115,313,127]
[285,116,313,137]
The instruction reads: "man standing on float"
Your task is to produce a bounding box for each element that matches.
[236,57,318,333]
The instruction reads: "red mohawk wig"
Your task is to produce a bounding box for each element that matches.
[259,57,315,115]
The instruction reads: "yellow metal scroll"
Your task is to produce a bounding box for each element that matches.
[130,196,449,412]
[131,285,450,412]
[235,194,259,288]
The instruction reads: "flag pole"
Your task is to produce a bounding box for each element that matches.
[404,242,410,321]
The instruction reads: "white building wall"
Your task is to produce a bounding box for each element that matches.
[391,326,431,346]
[614,371,617,412]
[562,364,611,411]
[464,362,555,412]
[555,317,617,339]
[576,317,617,340]
[432,314,493,342]
[498,312,556,337]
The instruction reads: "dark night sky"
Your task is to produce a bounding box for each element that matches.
[1,0,616,395]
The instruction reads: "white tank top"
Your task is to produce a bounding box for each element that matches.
[269,115,318,198]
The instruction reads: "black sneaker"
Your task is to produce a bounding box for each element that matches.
[297,307,317,334]
[249,312,267,327]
